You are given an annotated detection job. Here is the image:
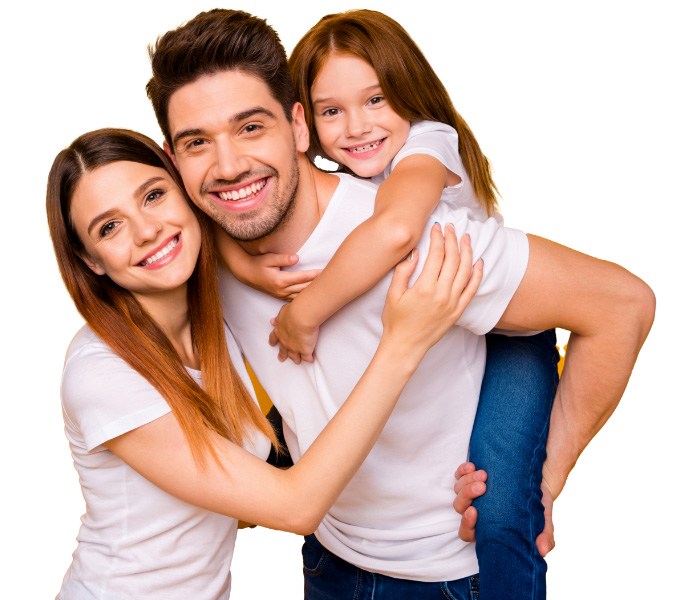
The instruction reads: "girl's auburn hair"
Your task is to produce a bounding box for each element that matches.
[46,128,278,466]
[289,9,500,216]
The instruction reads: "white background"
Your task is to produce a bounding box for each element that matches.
[1,1,697,598]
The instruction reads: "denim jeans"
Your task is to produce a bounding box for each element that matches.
[302,534,480,600]
[469,329,560,600]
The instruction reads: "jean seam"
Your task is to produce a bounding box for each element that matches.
[525,371,558,600]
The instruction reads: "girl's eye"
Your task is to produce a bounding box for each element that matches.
[368,96,384,106]
[321,107,339,117]
[99,221,119,238]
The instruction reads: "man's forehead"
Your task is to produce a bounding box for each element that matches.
[167,69,283,134]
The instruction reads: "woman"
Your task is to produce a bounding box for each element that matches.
[47,128,481,599]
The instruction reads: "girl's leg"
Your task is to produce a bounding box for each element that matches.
[469,329,560,600]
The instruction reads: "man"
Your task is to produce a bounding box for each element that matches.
[145,9,654,597]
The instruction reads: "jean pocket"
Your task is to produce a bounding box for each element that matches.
[441,575,479,600]
[302,535,329,576]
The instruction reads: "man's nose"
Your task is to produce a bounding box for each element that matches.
[213,138,252,181]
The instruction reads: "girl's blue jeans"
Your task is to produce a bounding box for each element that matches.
[469,329,560,600]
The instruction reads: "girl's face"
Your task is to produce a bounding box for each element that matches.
[311,52,411,178]
[70,161,201,301]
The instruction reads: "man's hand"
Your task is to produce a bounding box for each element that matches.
[269,303,319,364]
[453,462,487,542]
[536,478,555,557]
[454,462,556,555]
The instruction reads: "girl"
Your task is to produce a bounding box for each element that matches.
[220,9,560,600]
[48,128,481,599]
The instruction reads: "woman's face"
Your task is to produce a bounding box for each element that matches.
[70,161,201,300]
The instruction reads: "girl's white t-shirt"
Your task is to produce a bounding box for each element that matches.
[372,120,504,223]
[57,325,270,600]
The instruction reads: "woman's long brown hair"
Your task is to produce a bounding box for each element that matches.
[46,128,277,465]
[289,9,500,216]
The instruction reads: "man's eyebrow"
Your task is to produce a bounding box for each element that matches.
[171,107,277,147]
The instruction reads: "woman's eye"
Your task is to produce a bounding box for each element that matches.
[99,221,118,238]
[368,96,384,106]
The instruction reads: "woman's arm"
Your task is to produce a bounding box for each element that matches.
[271,154,450,363]
[106,224,482,534]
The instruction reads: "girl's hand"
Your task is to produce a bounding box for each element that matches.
[241,253,321,301]
[215,229,321,301]
[381,222,483,357]
[269,303,319,364]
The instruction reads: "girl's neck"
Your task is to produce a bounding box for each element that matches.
[133,284,199,369]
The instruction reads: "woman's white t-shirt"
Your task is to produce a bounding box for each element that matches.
[57,325,270,600]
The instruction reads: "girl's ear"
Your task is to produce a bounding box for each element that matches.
[291,102,310,153]
[78,252,106,276]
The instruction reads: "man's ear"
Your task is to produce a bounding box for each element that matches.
[164,141,177,168]
[291,102,310,154]
[78,252,106,276]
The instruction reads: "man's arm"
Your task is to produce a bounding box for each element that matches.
[498,234,656,500]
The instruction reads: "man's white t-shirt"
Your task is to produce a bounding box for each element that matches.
[219,173,529,581]
[57,325,270,600]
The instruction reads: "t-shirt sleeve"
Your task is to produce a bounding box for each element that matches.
[412,204,529,335]
[391,122,463,181]
[61,338,171,452]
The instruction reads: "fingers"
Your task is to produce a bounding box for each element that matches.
[415,222,446,284]
[453,463,487,514]
[260,253,300,268]
[386,248,419,305]
[536,484,555,557]
[458,506,478,542]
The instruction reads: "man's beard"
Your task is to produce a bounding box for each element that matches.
[202,159,299,243]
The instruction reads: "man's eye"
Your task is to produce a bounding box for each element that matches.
[145,189,165,204]
[243,123,262,134]
[185,138,206,150]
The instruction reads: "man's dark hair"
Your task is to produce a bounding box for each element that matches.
[146,9,295,146]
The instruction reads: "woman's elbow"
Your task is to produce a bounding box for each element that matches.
[283,508,323,536]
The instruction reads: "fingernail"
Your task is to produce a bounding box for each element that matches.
[447,222,455,231]
[409,249,415,261]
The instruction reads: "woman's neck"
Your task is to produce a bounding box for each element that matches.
[133,285,199,369]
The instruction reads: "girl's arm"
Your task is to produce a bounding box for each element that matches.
[106,225,482,534]
[215,224,321,301]
[271,154,452,363]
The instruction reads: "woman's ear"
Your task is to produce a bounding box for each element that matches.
[78,252,106,276]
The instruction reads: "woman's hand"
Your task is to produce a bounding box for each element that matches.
[381,222,483,358]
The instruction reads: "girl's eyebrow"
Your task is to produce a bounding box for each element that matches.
[313,83,382,106]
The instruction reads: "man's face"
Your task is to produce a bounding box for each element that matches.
[165,70,309,241]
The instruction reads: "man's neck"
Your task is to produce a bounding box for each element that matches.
[238,156,339,256]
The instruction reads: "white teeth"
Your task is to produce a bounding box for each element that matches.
[219,179,265,201]
[141,237,178,266]
[349,140,382,153]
